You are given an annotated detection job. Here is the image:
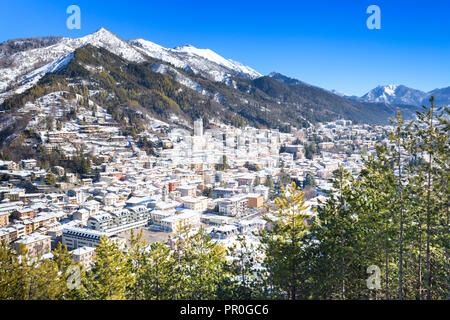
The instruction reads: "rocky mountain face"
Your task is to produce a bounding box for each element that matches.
[360,84,427,105]
[428,86,450,106]
[129,38,261,84]
[0,27,436,149]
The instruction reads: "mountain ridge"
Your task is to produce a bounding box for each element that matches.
[360,84,450,106]
[0,27,442,144]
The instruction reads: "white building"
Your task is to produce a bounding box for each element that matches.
[218,196,248,217]
[180,196,208,212]
[160,209,201,232]
[194,118,203,137]
[87,208,149,235]
[62,227,108,250]
[70,246,96,269]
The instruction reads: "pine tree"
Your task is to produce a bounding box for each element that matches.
[0,241,24,299]
[133,241,176,300]
[84,237,134,300]
[45,172,56,185]
[307,167,367,299]
[221,235,264,299]
[52,242,85,300]
[172,227,228,299]
[413,97,449,299]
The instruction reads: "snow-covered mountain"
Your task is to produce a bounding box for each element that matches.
[361,84,450,107]
[361,84,428,106]
[428,86,450,106]
[128,38,261,83]
[0,27,446,129]
[268,72,311,87]
[329,89,346,97]
[0,28,145,100]
[0,27,261,102]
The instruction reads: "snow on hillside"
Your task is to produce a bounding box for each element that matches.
[330,89,347,97]
[361,84,427,106]
[150,63,209,95]
[17,52,74,95]
[130,38,189,70]
[129,39,261,83]
[68,27,145,63]
[174,44,261,78]
[0,28,262,105]
[0,28,144,101]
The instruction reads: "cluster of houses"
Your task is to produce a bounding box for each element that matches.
[1,91,390,270]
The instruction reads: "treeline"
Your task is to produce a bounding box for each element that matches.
[0,99,448,300]
[39,147,98,176]
[303,98,448,299]
[0,230,241,300]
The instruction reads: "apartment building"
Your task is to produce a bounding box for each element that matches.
[177,185,197,197]
[14,233,51,257]
[70,246,96,269]
[62,227,108,250]
[87,208,149,235]
[150,209,174,225]
[160,209,201,232]
[180,196,208,212]
[212,188,240,199]
[218,196,248,217]
[246,193,264,209]
[0,212,8,227]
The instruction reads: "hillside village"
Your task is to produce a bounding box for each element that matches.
[0,89,391,268]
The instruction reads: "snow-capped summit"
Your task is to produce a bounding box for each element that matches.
[0,26,263,102]
[361,84,428,106]
[0,27,145,98]
[71,27,145,62]
[129,38,190,71]
[330,89,347,97]
[173,44,261,78]
[129,38,261,83]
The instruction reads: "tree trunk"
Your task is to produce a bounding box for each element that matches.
[425,141,433,300]
[397,135,404,300]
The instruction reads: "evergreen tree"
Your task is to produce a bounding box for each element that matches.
[84,237,134,300]
[302,172,317,189]
[45,172,56,185]
[258,182,311,299]
[220,235,264,299]
[133,241,176,300]
[171,227,228,299]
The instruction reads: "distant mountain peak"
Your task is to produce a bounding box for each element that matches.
[94,26,110,33]
[174,44,195,49]
[268,71,282,77]
[129,38,261,82]
[361,84,427,106]
[87,27,119,39]
[330,89,347,97]
[268,72,311,87]
[0,27,145,97]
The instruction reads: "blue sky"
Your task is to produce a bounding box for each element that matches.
[1,0,449,96]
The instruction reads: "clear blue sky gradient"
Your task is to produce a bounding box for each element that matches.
[1,0,449,96]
